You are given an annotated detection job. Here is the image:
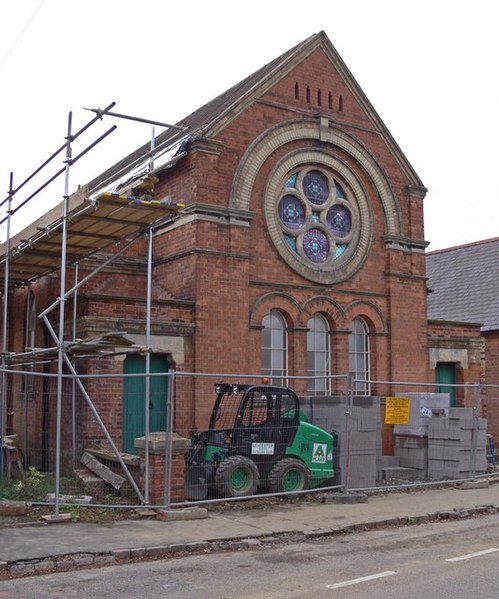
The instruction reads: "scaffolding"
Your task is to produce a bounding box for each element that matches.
[0,102,189,513]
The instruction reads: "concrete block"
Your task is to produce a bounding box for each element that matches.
[45,493,92,505]
[395,435,428,449]
[398,456,427,471]
[155,507,208,521]
[455,480,490,490]
[394,393,450,437]
[41,513,73,523]
[382,466,422,481]
[378,455,400,468]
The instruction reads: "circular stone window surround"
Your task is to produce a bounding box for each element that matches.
[265,149,372,283]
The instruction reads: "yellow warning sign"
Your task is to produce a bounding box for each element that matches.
[385,397,411,425]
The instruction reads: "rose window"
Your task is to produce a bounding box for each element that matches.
[277,168,355,267]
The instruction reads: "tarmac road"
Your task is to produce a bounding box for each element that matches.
[1,479,499,580]
[0,514,498,598]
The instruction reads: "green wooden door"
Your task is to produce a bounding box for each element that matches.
[435,362,457,407]
[122,354,169,453]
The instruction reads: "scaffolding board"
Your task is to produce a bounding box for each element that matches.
[0,190,184,288]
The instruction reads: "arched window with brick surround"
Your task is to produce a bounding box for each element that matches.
[348,317,370,395]
[307,314,330,395]
[261,309,287,386]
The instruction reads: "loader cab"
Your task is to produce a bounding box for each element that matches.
[210,384,300,474]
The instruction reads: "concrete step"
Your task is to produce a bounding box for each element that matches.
[378,456,400,469]
[74,468,108,493]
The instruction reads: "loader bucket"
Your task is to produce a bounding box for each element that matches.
[184,464,209,500]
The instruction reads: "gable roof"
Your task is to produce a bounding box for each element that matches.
[426,237,499,332]
[89,30,425,195]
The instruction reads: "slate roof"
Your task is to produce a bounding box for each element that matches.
[426,237,499,332]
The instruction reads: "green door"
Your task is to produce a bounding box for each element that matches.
[122,354,169,453]
[435,362,457,407]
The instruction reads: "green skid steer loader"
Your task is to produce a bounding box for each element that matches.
[184,383,334,500]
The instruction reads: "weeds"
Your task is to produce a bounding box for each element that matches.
[0,467,52,501]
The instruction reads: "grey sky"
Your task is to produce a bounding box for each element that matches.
[1,0,497,250]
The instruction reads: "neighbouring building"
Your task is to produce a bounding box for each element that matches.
[426,237,499,441]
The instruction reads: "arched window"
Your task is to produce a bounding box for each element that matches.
[307,314,330,395]
[349,318,370,395]
[261,310,287,386]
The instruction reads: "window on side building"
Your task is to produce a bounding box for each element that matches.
[261,309,288,386]
[348,317,370,395]
[307,314,331,395]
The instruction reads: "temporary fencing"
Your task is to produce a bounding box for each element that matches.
[0,367,498,512]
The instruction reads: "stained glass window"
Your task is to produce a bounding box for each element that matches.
[303,229,329,263]
[278,195,305,229]
[335,182,346,200]
[277,167,355,268]
[335,244,347,258]
[284,235,297,252]
[327,206,351,237]
[303,170,329,205]
[285,173,298,189]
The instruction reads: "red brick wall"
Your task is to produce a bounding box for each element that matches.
[483,332,499,442]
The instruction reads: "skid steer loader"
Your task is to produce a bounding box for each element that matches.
[184,383,334,500]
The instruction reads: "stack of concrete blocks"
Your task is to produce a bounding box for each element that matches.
[428,408,487,480]
[393,435,428,477]
[300,395,381,490]
[393,393,450,479]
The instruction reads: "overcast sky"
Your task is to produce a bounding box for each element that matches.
[0,0,498,250]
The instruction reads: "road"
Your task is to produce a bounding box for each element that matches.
[1,514,498,598]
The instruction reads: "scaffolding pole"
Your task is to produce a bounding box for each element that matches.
[53,112,73,516]
[0,173,13,479]
[144,227,153,503]
[164,369,175,508]
[71,262,79,467]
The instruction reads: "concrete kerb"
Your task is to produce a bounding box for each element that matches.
[1,503,498,580]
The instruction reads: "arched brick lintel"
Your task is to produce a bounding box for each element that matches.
[230,118,403,239]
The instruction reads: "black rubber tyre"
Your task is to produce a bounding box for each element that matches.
[214,455,260,498]
[267,458,310,494]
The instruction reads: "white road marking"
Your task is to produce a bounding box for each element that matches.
[325,571,397,589]
[446,548,499,562]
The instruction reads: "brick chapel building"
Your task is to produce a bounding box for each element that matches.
[3,31,462,468]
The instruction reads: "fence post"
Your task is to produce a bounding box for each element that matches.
[470,383,480,478]
[343,372,354,494]
[163,370,175,508]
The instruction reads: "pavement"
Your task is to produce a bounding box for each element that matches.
[1,479,499,578]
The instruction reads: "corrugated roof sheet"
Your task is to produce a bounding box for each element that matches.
[426,237,499,332]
